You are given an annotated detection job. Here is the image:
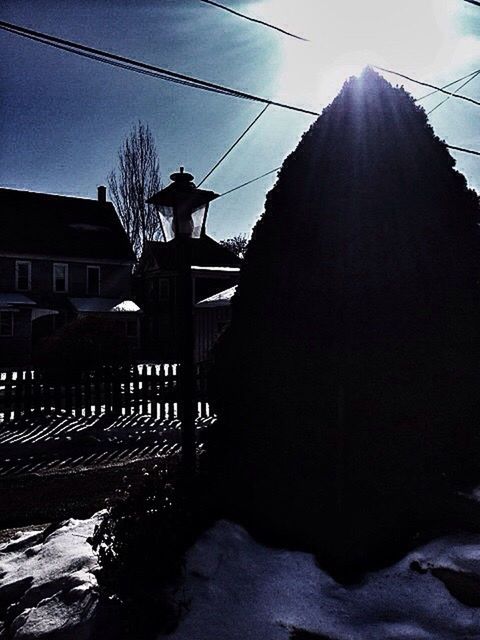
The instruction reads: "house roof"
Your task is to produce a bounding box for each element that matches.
[0,188,135,261]
[142,236,242,271]
[196,285,237,308]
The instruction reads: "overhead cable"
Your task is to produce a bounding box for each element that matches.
[1,20,479,158]
[217,167,282,198]
[373,65,480,107]
[199,0,309,41]
[0,20,318,117]
[415,69,480,101]
[198,104,270,187]
[218,141,480,200]
[427,70,480,115]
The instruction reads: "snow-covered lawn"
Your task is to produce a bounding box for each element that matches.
[0,515,101,639]
[2,513,480,639]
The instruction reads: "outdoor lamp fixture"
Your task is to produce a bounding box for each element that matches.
[146,168,219,479]
[147,167,218,241]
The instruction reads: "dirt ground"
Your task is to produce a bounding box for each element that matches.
[0,456,164,533]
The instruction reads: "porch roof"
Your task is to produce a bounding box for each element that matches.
[196,285,237,308]
[0,293,37,308]
[70,298,141,313]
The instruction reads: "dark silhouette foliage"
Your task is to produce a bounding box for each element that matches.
[34,316,130,380]
[220,233,249,258]
[210,68,480,577]
[90,458,201,638]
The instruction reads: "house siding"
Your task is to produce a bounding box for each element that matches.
[0,257,132,297]
[0,308,32,366]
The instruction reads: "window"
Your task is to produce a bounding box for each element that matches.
[126,320,138,338]
[53,263,68,293]
[15,261,31,291]
[0,312,13,337]
[87,266,100,296]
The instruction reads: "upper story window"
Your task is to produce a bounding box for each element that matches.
[0,311,14,337]
[53,263,68,293]
[87,266,100,296]
[15,261,31,291]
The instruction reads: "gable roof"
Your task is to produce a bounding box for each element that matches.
[141,235,242,271]
[0,188,135,262]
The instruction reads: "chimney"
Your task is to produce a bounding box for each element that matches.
[97,185,107,203]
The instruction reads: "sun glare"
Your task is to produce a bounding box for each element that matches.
[254,0,475,107]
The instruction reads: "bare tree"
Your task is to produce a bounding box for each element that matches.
[108,122,162,257]
[219,234,249,259]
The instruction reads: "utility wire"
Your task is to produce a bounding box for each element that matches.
[2,20,480,115]
[198,104,270,187]
[373,65,480,107]
[464,0,480,7]
[217,167,281,198]
[427,70,480,115]
[446,144,480,157]
[199,0,309,41]
[0,19,319,117]
[219,137,480,199]
[416,69,480,101]
[1,20,479,159]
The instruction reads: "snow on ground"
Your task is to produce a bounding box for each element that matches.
[172,521,480,640]
[2,514,480,639]
[0,514,101,639]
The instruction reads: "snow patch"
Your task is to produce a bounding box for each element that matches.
[2,515,480,639]
[171,521,480,640]
[0,514,102,639]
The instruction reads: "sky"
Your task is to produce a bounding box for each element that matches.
[0,0,479,242]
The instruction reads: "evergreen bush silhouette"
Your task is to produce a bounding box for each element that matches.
[210,68,480,576]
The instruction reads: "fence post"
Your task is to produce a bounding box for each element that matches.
[13,369,24,420]
[3,371,13,421]
[84,370,92,416]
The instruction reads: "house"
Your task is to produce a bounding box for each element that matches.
[195,284,237,362]
[136,236,241,361]
[0,186,140,367]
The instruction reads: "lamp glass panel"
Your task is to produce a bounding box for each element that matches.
[157,205,175,241]
[176,202,206,238]
[191,205,207,238]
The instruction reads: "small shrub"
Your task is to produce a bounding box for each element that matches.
[34,316,130,381]
[89,457,201,638]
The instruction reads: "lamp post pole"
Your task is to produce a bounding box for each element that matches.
[147,168,218,478]
[176,232,196,476]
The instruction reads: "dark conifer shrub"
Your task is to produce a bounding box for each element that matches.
[210,68,480,576]
[89,458,200,637]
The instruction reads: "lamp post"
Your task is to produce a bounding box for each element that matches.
[147,168,218,476]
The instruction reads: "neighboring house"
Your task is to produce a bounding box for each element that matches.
[136,236,241,361]
[0,187,140,367]
[195,284,237,363]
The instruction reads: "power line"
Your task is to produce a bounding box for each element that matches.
[2,20,480,117]
[0,20,479,159]
[464,0,480,7]
[373,65,480,107]
[446,144,480,157]
[198,104,270,187]
[199,0,309,41]
[416,69,480,101]
[217,167,281,198]
[0,19,319,117]
[219,138,480,199]
[217,140,480,199]
[427,70,480,115]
